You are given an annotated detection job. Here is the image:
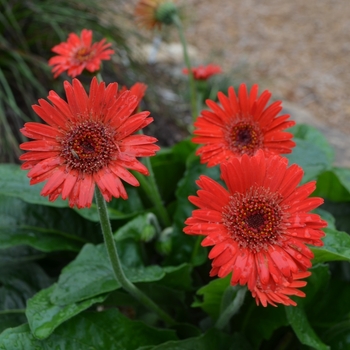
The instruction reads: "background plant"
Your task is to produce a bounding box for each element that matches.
[0,1,350,349]
[0,0,129,162]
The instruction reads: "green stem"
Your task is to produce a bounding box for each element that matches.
[215,286,247,330]
[96,72,103,83]
[190,236,203,265]
[95,188,176,325]
[133,157,171,227]
[172,13,198,122]
[146,212,162,237]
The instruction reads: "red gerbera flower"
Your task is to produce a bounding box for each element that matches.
[251,271,311,307]
[193,84,296,167]
[118,82,147,101]
[19,77,159,209]
[182,64,222,80]
[48,29,114,78]
[116,82,147,115]
[184,152,327,306]
[134,0,177,30]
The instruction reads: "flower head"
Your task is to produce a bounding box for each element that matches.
[184,151,327,306]
[118,82,147,101]
[19,77,159,208]
[48,29,114,78]
[134,0,178,30]
[193,84,296,167]
[117,82,147,114]
[182,64,222,80]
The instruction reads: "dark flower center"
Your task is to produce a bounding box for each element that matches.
[60,121,117,174]
[227,121,263,156]
[75,47,94,63]
[222,186,284,252]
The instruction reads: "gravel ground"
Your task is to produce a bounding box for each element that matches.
[113,0,350,165]
[184,0,350,134]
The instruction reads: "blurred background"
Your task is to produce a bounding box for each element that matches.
[2,0,350,164]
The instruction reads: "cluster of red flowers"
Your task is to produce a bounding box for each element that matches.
[21,30,158,209]
[20,18,326,308]
[183,84,327,306]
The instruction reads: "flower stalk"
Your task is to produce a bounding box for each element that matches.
[95,187,176,325]
[171,13,198,121]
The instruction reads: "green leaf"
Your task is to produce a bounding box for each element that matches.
[159,264,192,291]
[308,278,350,327]
[0,263,51,333]
[151,328,251,350]
[26,284,107,339]
[312,228,350,264]
[0,194,90,251]
[0,246,45,267]
[151,146,188,204]
[315,208,336,230]
[322,320,350,350]
[192,275,230,320]
[313,170,350,202]
[321,201,350,234]
[0,164,67,207]
[168,153,220,266]
[295,264,330,309]
[0,314,26,336]
[0,164,142,222]
[0,227,82,253]
[286,139,331,183]
[291,124,334,164]
[286,306,330,350]
[50,243,169,305]
[0,309,177,349]
[241,301,289,349]
[331,167,350,196]
[113,214,153,242]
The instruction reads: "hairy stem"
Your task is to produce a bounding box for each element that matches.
[95,188,176,325]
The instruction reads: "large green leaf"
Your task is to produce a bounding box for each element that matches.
[49,243,165,305]
[0,263,51,333]
[322,320,350,350]
[0,164,144,222]
[26,284,106,339]
[286,306,330,350]
[113,214,156,242]
[150,329,251,350]
[286,138,331,184]
[291,124,334,164]
[192,275,230,320]
[312,228,350,264]
[298,264,330,309]
[313,170,350,202]
[0,226,82,253]
[0,246,45,267]
[240,301,288,349]
[307,278,350,343]
[0,309,177,349]
[0,164,67,207]
[331,167,350,196]
[286,124,333,183]
[0,194,92,251]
